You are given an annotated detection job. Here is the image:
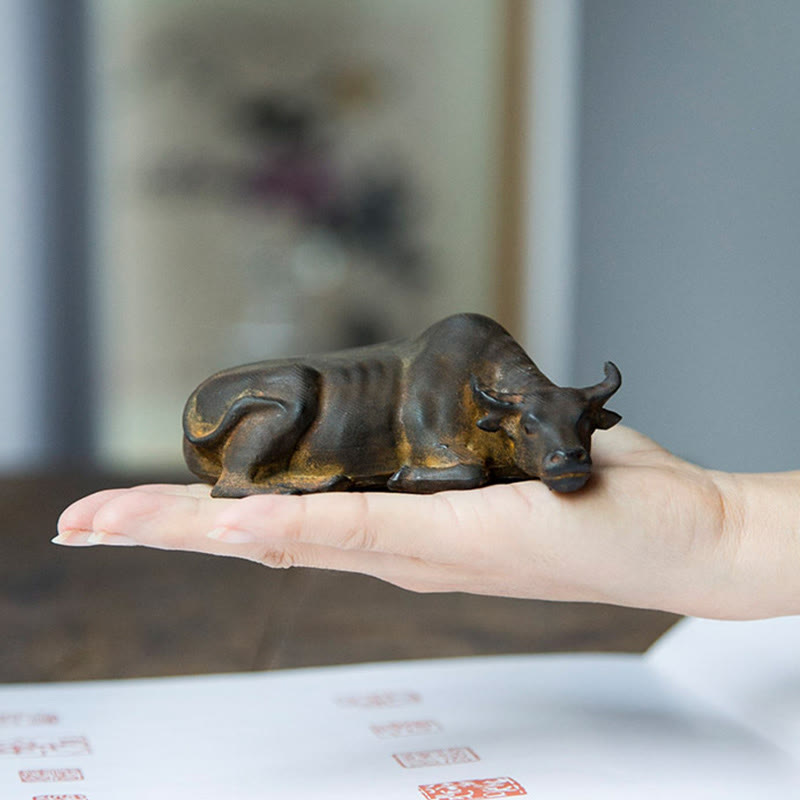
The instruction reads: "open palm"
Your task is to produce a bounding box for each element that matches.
[57,426,744,617]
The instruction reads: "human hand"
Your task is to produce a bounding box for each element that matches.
[55,426,793,619]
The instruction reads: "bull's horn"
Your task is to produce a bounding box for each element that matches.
[470,375,519,410]
[584,361,622,405]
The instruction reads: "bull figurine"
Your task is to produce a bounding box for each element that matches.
[183,313,622,497]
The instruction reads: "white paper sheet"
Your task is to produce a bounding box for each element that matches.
[648,614,800,761]
[3,629,800,799]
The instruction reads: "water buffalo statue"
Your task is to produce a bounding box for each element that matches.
[183,313,622,496]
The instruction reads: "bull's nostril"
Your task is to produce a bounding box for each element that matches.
[563,448,588,463]
[546,448,590,470]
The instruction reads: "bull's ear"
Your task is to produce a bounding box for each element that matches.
[470,376,521,410]
[477,412,504,432]
[472,376,519,432]
[594,409,622,430]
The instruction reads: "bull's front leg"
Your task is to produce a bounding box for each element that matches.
[387,444,489,494]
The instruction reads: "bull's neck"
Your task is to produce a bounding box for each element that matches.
[481,334,553,394]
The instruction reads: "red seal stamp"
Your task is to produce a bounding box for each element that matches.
[370,720,443,739]
[32,795,88,800]
[0,713,58,726]
[18,769,85,783]
[336,691,421,708]
[394,746,480,769]
[1,736,90,758]
[418,777,527,799]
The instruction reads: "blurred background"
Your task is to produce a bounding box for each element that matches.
[2,0,800,680]
[4,0,800,477]
[4,0,800,478]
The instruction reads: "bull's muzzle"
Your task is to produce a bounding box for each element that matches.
[542,448,592,493]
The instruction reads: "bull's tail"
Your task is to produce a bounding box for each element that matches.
[183,396,288,447]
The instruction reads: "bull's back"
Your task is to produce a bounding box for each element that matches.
[289,354,404,478]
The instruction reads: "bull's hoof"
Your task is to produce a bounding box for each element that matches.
[211,485,257,498]
[211,480,298,498]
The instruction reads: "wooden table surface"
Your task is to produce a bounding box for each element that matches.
[1,473,679,684]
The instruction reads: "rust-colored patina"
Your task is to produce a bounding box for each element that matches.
[183,313,622,497]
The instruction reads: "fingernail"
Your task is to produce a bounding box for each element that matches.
[52,530,94,546]
[207,527,256,544]
[86,532,138,547]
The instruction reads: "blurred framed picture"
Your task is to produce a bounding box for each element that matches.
[90,0,526,468]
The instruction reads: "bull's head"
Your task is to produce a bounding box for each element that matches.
[471,363,622,493]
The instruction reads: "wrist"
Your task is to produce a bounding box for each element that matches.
[705,470,800,619]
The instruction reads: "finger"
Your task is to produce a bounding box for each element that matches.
[96,488,239,549]
[212,492,456,561]
[214,492,442,558]
[58,488,135,538]
[211,481,549,562]
[54,483,466,560]
[57,484,213,538]
[56,486,465,592]
[53,480,552,586]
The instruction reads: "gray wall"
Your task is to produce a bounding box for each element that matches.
[0,1,47,469]
[0,0,93,472]
[575,0,800,471]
